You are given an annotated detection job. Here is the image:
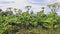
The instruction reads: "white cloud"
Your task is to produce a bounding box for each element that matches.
[6,0,14,1]
[0,0,60,8]
[0,0,43,12]
[56,12,60,15]
[57,0,60,2]
[0,0,25,10]
[0,0,60,14]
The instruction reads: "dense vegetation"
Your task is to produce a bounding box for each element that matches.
[0,3,60,34]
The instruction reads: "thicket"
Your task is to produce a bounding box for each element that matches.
[0,2,60,34]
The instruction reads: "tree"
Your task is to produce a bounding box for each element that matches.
[0,9,2,12]
[17,9,22,15]
[47,2,60,12]
[25,6,32,13]
[14,8,18,14]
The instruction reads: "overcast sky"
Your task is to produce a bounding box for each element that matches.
[0,0,60,14]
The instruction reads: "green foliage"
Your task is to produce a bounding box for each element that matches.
[0,3,60,34]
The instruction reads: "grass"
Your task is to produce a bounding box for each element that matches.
[2,25,60,34]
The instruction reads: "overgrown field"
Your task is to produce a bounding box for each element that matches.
[0,3,60,34]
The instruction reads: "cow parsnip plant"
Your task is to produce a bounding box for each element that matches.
[0,2,60,34]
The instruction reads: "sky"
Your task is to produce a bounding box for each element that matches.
[0,0,60,14]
